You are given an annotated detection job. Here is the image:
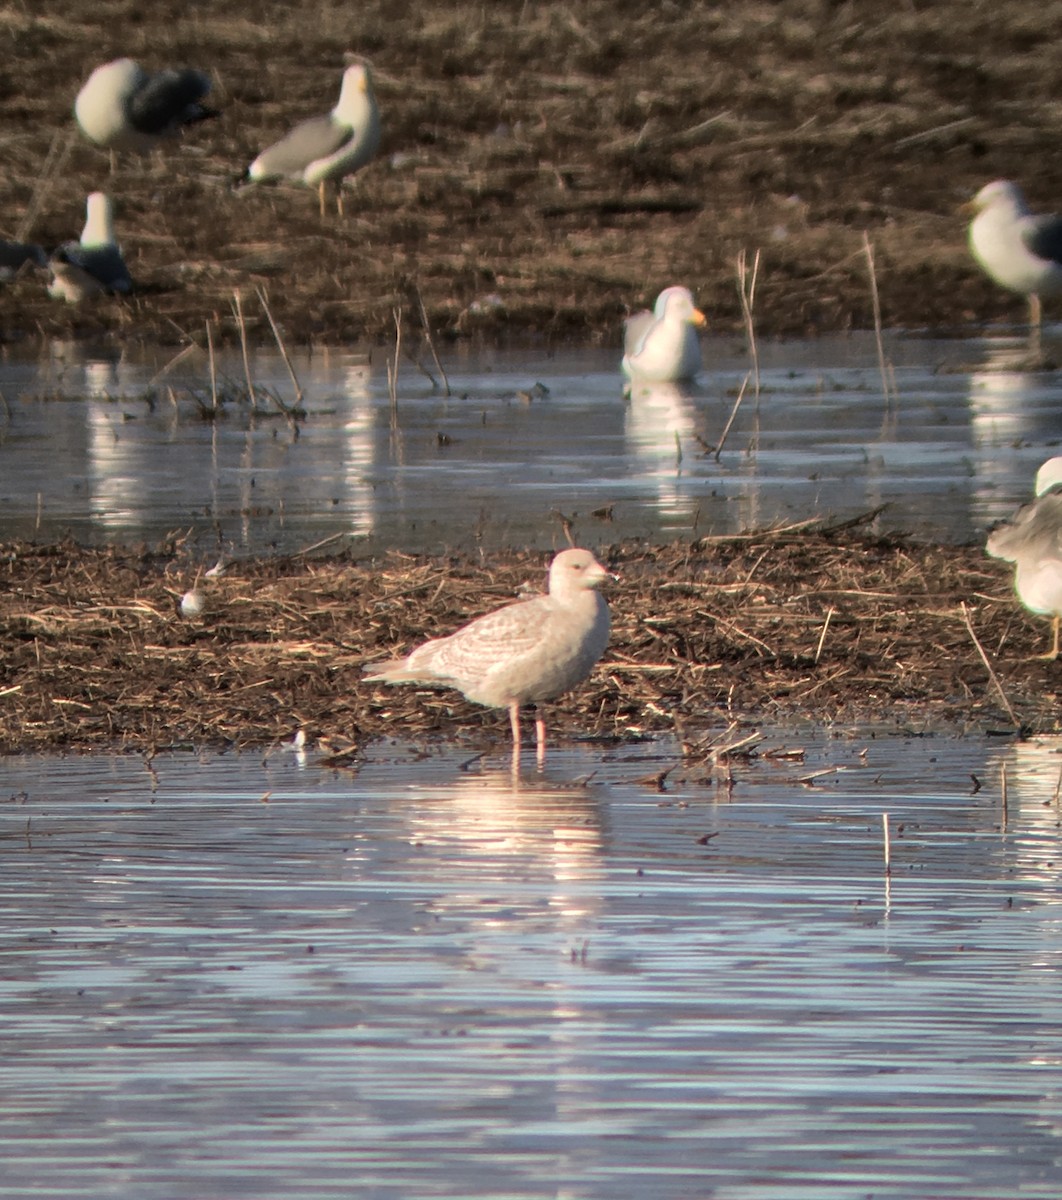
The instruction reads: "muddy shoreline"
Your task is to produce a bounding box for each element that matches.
[2,531,1057,757]
[3,2,1062,349]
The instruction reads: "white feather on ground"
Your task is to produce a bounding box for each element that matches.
[986,456,1062,658]
[364,548,613,758]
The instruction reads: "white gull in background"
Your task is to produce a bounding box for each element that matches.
[364,548,613,762]
[75,58,216,153]
[967,180,1062,330]
[48,192,132,302]
[986,456,1062,659]
[622,286,707,383]
[246,62,380,217]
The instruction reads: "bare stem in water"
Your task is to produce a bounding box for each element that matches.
[863,232,894,411]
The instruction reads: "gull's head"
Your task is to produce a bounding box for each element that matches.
[965,179,1027,218]
[336,62,374,114]
[81,192,116,247]
[1035,456,1062,496]
[654,285,707,329]
[549,548,616,594]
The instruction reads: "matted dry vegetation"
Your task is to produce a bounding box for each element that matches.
[2,529,1058,757]
[3,1,1062,346]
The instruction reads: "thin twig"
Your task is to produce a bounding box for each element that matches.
[714,372,749,462]
[736,248,761,402]
[814,606,835,664]
[960,601,1019,727]
[863,232,894,411]
[256,286,304,407]
[206,321,219,412]
[413,281,451,396]
[16,130,75,243]
[232,290,256,405]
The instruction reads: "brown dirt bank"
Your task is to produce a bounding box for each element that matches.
[2,1,1061,349]
[1,531,1057,757]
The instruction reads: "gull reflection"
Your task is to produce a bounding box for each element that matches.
[407,765,605,925]
[624,380,704,529]
[969,339,1062,530]
[986,737,1062,890]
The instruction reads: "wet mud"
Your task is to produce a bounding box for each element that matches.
[2,1,1061,348]
[2,528,1057,756]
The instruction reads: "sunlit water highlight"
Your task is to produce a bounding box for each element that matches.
[2,732,1061,1198]
[2,330,1062,553]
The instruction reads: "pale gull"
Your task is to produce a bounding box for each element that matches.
[966,180,1062,330]
[47,192,132,302]
[622,286,707,383]
[75,58,216,153]
[364,548,614,761]
[246,63,381,218]
[986,456,1062,659]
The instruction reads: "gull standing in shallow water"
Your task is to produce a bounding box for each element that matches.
[246,62,380,217]
[364,549,614,763]
[986,456,1062,659]
[966,180,1062,331]
[622,286,707,383]
[74,58,216,153]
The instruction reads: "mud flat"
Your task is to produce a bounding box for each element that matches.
[1,529,1056,755]
[2,1,1060,347]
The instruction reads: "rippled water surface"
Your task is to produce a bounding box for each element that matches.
[3,733,1062,1198]
[3,330,1062,553]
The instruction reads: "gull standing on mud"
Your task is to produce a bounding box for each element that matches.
[622,286,707,383]
[364,549,614,763]
[986,456,1062,659]
[966,180,1062,330]
[47,192,132,301]
[74,58,216,153]
[245,62,380,217]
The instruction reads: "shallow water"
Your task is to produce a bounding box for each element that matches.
[2,330,1062,554]
[3,732,1061,1198]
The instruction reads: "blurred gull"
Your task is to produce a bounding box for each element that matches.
[48,192,132,302]
[622,286,707,383]
[246,62,380,217]
[967,180,1062,330]
[364,548,613,762]
[75,57,216,153]
[986,456,1062,659]
[0,241,46,281]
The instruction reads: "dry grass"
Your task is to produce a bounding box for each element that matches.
[2,1,1062,346]
[1,530,1058,757]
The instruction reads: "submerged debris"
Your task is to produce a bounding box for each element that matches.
[0,529,1059,756]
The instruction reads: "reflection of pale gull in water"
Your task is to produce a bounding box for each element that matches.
[75,57,216,152]
[967,180,1062,330]
[246,63,381,218]
[622,286,706,383]
[365,549,613,761]
[987,456,1062,658]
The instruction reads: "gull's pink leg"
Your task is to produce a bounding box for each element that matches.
[535,713,547,765]
[509,703,522,761]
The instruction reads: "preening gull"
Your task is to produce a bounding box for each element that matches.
[75,58,216,153]
[47,192,132,301]
[966,180,1062,329]
[622,286,707,382]
[364,548,614,760]
[986,456,1062,659]
[246,62,380,217]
